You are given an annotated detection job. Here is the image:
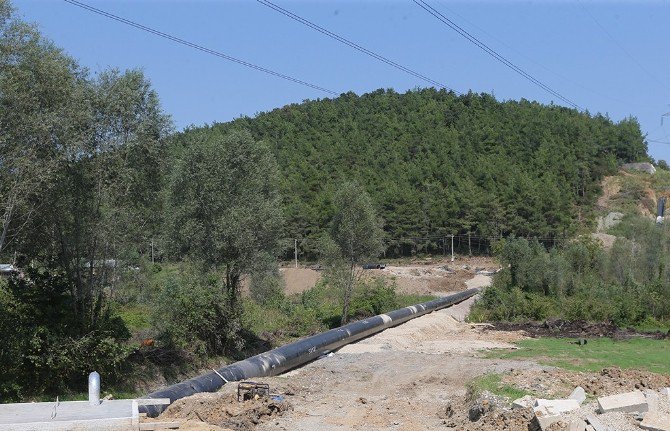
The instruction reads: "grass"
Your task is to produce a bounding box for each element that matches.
[467,373,531,401]
[490,337,670,375]
[117,304,152,332]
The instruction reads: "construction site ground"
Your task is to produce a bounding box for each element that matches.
[157,258,670,431]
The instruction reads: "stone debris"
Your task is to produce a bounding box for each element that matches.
[512,395,534,409]
[585,414,609,431]
[570,387,587,405]
[598,390,648,414]
[644,390,660,412]
[535,398,582,413]
[568,419,588,431]
[533,405,563,430]
[639,411,670,431]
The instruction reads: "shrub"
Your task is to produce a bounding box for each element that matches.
[152,268,243,358]
[0,267,130,400]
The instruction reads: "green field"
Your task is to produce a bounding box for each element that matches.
[490,337,670,375]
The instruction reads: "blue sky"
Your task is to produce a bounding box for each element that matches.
[13,0,670,161]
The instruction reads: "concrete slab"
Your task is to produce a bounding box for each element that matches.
[567,419,587,431]
[535,398,581,413]
[597,390,648,414]
[512,395,534,409]
[639,411,670,431]
[0,398,169,431]
[644,390,660,412]
[533,405,562,431]
[585,414,608,431]
[569,386,587,404]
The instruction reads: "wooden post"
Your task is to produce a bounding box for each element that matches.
[294,239,298,268]
[450,235,454,262]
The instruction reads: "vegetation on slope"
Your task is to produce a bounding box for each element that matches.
[200,90,647,257]
[470,216,670,328]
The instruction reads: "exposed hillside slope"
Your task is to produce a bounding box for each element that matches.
[176,89,647,257]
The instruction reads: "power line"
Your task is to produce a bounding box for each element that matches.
[256,0,458,94]
[411,0,581,110]
[62,0,339,96]
[433,1,631,108]
[577,0,670,93]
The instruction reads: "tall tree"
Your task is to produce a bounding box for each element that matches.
[165,129,283,305]
[326,182,384,325]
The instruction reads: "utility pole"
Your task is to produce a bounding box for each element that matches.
[294,239,298,268]
[450,234,454,262]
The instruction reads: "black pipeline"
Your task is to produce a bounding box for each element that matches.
[142,287,480,416]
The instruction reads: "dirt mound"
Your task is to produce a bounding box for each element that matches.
[502,367,670,398]
[491,319,669,339]
[159,392,292,431]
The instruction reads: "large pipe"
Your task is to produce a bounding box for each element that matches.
[142,287,480,417]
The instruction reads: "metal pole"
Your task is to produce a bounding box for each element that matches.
[294,239,298,268]
[451,235,454,262]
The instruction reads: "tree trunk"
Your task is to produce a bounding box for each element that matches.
[341,262,355,326]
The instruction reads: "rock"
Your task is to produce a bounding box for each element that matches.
[569,387,587,405]
[597,212,624,232]
[639,411,670,431]
[567,419,587,431]
[585,415,608,431]
[533,405,562,431]
[597,390,648,414]
[622,162,656,175]
[535,398,581,413]
[644,390,659,412]
[585,426,595,431]
[661,388,670,400]
[512,395,534,409]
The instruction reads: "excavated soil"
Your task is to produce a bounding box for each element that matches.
[502,367,670,398]
[159,392,291,431]
[491,319,670,339]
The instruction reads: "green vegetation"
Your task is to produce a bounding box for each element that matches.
[490,338,670,375]
[0,0,659,403]
[470,216,670,327]
[467,373,532,401]
[321,182,385,324]
[200,88,646,257]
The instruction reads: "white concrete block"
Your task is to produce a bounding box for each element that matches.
[569,386,587,404]
[639,411,670,431]
[535,398,581,413]
[533,405,563,431]
[661,387,670,401]
[585,415,608,431]
[644,390,660,412]
[597,390,648,414]
[567,419,587,431]
[512,395,534,409]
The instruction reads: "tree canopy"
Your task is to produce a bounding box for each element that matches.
[187,89,647,257]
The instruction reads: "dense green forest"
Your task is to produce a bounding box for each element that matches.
[197,90,647,257]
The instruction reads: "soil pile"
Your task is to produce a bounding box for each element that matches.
[159,392,292,431]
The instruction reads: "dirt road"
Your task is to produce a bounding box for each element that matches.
[166,273,538,431]
[250,283,532,431]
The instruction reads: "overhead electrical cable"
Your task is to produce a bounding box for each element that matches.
[434,1,631,107]
[577,0,670,93]
[411,0,581,110]
[62,0,339,96]
[256,0,458,93]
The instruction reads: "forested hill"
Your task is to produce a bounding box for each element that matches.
[179,89,647,257]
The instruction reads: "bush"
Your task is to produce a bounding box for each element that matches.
[473,220,670,327]
[152,268,243,359]
[0,267,130,400]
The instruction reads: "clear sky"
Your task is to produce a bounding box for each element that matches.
[12,0,670,161]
